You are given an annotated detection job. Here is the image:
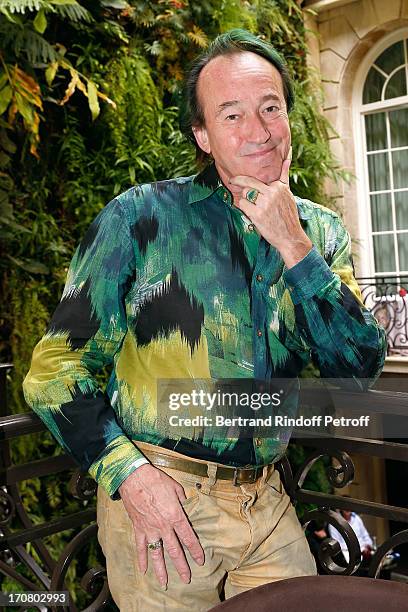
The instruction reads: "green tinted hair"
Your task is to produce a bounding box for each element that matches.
[179,29,295,164]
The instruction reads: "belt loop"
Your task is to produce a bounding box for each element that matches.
[201,463,218,494]
[262,465,269,479]
[260,464,272,487]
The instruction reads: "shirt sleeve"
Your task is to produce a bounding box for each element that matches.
[283,214,387,386]
[23,197,149,498]
[354,515,373,549]
[328,524,347,552]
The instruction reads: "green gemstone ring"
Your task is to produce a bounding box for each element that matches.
[246,188,259,204]
[147,540,163,551]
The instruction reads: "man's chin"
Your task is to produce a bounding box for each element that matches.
[253,167,280,185]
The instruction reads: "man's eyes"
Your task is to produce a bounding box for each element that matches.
[224,106,280,121]
[264,105,279,113]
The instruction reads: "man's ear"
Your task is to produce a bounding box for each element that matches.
[192,125,211,155]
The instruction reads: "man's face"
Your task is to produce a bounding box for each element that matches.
[193,51,291,186]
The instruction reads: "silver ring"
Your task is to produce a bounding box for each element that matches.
[246,188,259,204]
[147,540,163,551]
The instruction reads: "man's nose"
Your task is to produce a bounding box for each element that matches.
[244,113,271,144]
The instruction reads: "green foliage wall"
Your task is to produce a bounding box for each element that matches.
[0,0,339,597]
[0,0,343,381]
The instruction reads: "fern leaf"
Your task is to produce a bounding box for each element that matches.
[187,25,208,48]
[50,2,93,23]
[0,0,92,23]
[101,19,129,42]
[21,29,57,63]
[0,0,43,13]
[144,40,162,56]
[168,63,183,82]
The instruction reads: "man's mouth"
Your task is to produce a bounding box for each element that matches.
[243,147,276,159]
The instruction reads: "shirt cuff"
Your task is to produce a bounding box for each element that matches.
[283,246,334,305]
[88,434,150,499]
[110,457,150,500]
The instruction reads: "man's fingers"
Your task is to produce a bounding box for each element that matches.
[175,483,187,504]
[287,145,292,162]
[278,159,290,185]
[121,467,206,588]
[145,531,168,587]
[174,519,205,566]
[134,529,148,574]
[234,197,258,220]
[279,145,292,185]
[229,175,266,191]
[161,530,192,583]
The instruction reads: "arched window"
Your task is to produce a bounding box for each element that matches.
[361,37,408,281]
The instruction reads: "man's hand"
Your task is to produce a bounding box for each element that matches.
[229,147,312,269]
[118,464,205,589]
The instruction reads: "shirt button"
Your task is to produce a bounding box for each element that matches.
[257,329,263,337]
[256,274,263,282]
[223,191,228,201]
[248,224,255,231]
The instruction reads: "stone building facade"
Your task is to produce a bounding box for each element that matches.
[303,0,408,374]
[301,0,408,550]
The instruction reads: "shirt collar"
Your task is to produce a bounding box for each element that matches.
[188,162,312,220]
[188,163,225,205]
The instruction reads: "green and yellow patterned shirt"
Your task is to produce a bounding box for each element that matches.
[23,164,386,497]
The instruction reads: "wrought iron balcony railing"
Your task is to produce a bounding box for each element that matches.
[1,363,408,610]
[357,275,408,356]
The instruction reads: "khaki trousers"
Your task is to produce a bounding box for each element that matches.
[97,444,316,611]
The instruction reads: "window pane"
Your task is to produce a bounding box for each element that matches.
[365,112,387,151]
[389,108,408,148]
[363,67,385,104]
[395,191,408,230]
[375,40,405,74]
[385,67,407,100]
[373,234,395,272]
[392,150,408,189]
[368,152,390,191]
[371,193,393,231]
[397,233,408,271]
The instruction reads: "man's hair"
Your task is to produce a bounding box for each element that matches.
[179,28,295,164]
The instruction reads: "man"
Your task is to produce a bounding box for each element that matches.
[23,29,386,610]
[329,509,373,563]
